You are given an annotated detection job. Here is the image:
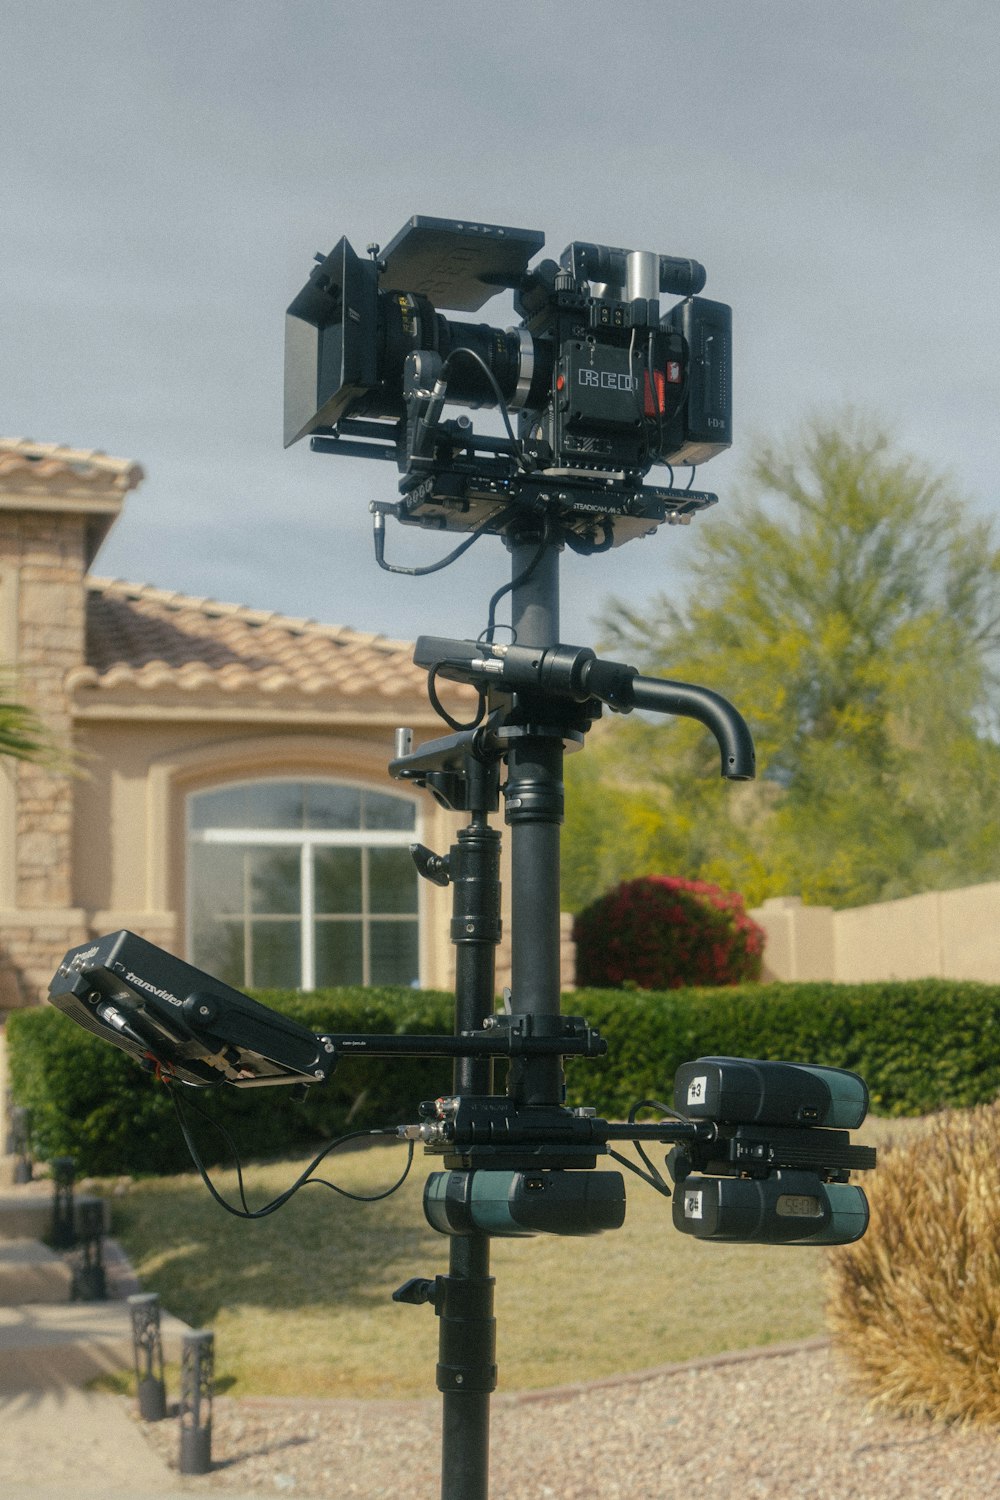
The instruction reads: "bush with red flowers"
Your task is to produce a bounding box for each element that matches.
[572,875,765,989]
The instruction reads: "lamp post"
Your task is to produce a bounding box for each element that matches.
[8,1104,32,1183]
[127,1292,167,1420]
[70,1197,107,1300]
[179,1329,214,1474]
[49,1156,76,1249]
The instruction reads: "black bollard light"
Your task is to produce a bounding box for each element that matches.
[9,1105,32,1183]
[49,1156,76,1249]
[70,1197,108,1301]
[179,1329,214,1475]
[128,1292,167,1420]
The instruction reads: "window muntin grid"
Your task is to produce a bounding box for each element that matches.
[187,779,419,989]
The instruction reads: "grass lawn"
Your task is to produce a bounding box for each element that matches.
[106,1117,903,1400]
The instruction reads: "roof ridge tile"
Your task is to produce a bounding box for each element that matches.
[0,439,143,489]
[85,576,411,650]
[80,574,452,706]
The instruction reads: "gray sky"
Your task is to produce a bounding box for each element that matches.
[4,0,998,648]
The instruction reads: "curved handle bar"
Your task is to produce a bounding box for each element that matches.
[412,635,757,782]
[627,675,756,781]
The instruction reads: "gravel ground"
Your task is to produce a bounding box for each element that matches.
[137,1339,1000,1499]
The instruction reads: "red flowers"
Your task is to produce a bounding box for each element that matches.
[572,875,764,989]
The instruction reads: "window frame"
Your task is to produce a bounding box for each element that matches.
[186,775,422,990]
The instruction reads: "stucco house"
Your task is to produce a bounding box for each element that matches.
[0,437,464,1011]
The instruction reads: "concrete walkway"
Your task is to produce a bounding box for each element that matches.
[0,1178,257,1499]
[0,1019,230,1496]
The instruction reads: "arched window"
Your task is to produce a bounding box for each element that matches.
[187,779,419,990]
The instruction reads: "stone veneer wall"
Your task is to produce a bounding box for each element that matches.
[0,512,91,1006]
[9,513,84,906]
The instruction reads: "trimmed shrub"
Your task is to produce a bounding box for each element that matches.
[573,876,764,988]
[828,1102,1000,1425]
[9,977,1000,1176]
[563,980,1000,1120]
[5,987,453,1177]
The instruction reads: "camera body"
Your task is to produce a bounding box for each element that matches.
[285,217,732,544]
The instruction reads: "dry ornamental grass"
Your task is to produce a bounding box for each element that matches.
[828,1101,1000,1425]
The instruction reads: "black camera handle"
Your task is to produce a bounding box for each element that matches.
[406,633,756,782]
[386,535,755,1500]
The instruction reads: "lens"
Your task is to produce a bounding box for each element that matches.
[377,292,550,414]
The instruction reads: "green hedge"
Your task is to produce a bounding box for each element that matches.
[563,980,1000,1120]
[7,979,1000,1176]
[5,988,453,1177]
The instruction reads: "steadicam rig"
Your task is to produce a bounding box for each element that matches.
[283,216,732,552]
[41,211,877,1500]
[49,933,874,1248]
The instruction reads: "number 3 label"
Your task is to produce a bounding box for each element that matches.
[687,1075,708,1106]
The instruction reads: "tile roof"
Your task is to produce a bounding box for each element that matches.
[0,439,143,493]
[69,578,431,701]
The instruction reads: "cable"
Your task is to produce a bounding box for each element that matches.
[607,1146,672,1199]
[628,1097,687,1124]
[297,1146,416,1203]
[167,1084,415,1220]
[480,519,553,644]
[441,347,520,454]
[373,507,497,578]
[428,662,487,733]
[563,522,614,555]
[624,1098,689,1197]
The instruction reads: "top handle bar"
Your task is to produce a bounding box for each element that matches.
[413,637,756,781]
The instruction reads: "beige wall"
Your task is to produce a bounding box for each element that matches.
[751,884,1000,984]
[65,713,465,995]
[0,484,471,1005]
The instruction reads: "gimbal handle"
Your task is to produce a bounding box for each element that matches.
[413,636,756,781]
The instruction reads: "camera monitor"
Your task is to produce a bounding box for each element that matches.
[49,930,334,1088]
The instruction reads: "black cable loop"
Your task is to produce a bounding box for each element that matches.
[373,508,500,578]
[606,1147,672,1199]
[167,1084,414,1220]
[427,662,487,733]
[563,522,614,555]
[626,1097,689,1196]
[440,347,521,456]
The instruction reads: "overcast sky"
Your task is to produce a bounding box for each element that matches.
[4,0,998,649]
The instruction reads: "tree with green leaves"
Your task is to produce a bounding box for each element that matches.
[563,413,1000,911]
